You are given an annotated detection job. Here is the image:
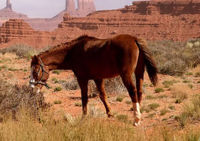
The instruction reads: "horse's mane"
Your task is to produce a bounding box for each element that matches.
[75,35,97,41]
[38,35,97,57]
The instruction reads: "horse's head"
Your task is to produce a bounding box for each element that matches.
[29,55,50,92]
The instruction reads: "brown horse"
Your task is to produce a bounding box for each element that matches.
[30,34,158,126]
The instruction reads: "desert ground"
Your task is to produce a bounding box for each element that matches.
[0,39,200,140]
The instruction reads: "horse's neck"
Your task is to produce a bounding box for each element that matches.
[40,49,68,70]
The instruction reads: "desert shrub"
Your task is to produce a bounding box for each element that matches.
[116,96,124,102]
[59,78,80,91]
[54,100,62,104]
[104,77,127,93]
[54,87,62,92]
[160,108,169,116]
[0,44,37,59]
[52,70,61,75]
[148,39,200,75]
[116,114,129,123]
[148,103,160,110]
[62,76,129,95]
[176,95,200,127]
[0,79,48,121]
[155,88,164,93]
[145,95,156,100]
[171,85,189,103]
[162,80,178,88]
[74,102,82,107]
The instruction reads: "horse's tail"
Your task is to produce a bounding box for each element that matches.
[135,38,158,86]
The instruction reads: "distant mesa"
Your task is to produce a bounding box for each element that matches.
[65,0,96,17]
[53,0,96,20]
[0,0,28,25]
[0,0,96,30]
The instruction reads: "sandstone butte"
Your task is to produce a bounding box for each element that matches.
[0,0,96,31]
[0,0,200,48]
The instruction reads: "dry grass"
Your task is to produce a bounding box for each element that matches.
[0,79,48,121]
[0,114,136,141]
[176,95,200,127]
[171,85,190,103]
[148,39,200,75]
[0,44,37,59]
[0,79,199,140]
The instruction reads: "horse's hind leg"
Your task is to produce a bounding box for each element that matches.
[135,60,145,104]
[94,79,112,117]
[120,74,141,126]
[77,78,89,116]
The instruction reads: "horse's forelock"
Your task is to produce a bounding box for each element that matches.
[31,55,39,66]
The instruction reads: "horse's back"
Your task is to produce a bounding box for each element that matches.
[72,34,140,79]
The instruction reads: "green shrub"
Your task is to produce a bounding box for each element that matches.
[116,96,124,102]
[54,100,62,104]
[155,88,164,93]
[75,102,82,107]
[148,103,160,110]
[168,105,175,110]
[54,87,62,92]
[162,80,178,88]
[52,70,61,75]
[116,114,128,123]
[160,108,169,116]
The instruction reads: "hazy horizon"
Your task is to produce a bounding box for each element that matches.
[0,0,133,18]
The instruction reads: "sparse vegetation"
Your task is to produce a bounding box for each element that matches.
[54,87,62,92]
[52,70,61,75]
[177,95,200,127]
[145,95,156,100]
[0,79,48,121]
[195,72,200,77]
[158,95,168,99]
[171,85,189,103]
[116,96,125,102]
[116,114,128,123]
[125,100,132,105]
[0,44,37,59]
[148,103,160,111]
[155,88,164,93]
[75,102,82,107]
[160,108,169,116]
[63,78,80,90]
[148,39,200,75]
[54,100,62,104]
[52,78,59,83]
[168,105,175,110]
[162,80,178,88]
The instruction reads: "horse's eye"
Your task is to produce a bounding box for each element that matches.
[33,72,37,76]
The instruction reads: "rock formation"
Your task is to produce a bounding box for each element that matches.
[66,0,76,14]
[65,0,96,16]
[1,0,200,49]
[6,0,12,9]
[126,0,200,15]
[0,19,52,48]
[57,0,200,41]
[0,0,28,26]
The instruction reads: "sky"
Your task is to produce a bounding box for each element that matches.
[0,0,134,18]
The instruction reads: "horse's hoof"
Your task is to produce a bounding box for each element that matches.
[107,113,114,118]
[133,121,141,127]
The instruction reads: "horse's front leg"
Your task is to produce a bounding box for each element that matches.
[77,78,89,116]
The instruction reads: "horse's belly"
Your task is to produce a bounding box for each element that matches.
[88,63,120,79]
